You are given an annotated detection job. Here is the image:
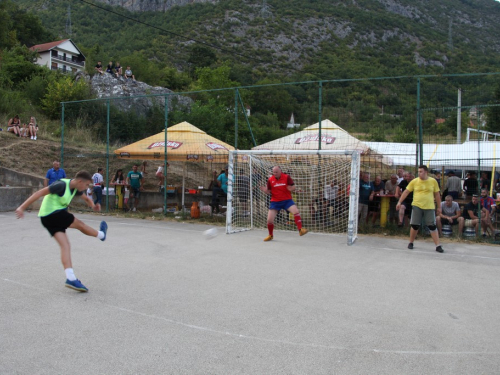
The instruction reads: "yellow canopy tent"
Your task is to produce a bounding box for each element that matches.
[114,121,235,162]
[114,121,235,209]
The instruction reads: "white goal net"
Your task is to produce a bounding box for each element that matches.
[226,150,360,245]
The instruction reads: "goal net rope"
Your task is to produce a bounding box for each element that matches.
[226,150,360,245]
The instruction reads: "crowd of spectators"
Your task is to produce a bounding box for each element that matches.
[95,60,135,81]
[354,168,499,238]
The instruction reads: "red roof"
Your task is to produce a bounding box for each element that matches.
[30,39,69,53]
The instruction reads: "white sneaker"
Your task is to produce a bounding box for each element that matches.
[34,136,37,140]
[132,207,136,212]
[30,136,33,140]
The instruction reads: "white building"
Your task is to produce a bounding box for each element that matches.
[30,39,86,74]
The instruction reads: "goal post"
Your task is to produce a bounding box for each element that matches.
[226,150,360,246]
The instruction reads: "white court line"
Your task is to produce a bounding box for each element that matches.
[3,277,499,356]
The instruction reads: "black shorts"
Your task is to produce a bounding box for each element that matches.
[40,210,75,236]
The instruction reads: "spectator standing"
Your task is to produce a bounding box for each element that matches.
[480,172,491,190]
[94,61,104,75]
[7,115,21,137]
[396,168,405,184]
[396,165,443,253]
[463,194,495,237]
[140,160,148,177]
[358,172,374,224]
[111,169,126,210]
[435,172,441,189]
[114,61,123,77]
[92,168,104,212]
[323,179,339,219]
[436,195,464,237]
[28,116,38,140]
[44,161,67,187]
[367,175,385,225]
[463,172,478,198]
[444,171,463,200]
[384,174,399,224]
[124,66,135,81]
[126,165,143,212]
[211,167,229,214]
[396,172,414,227]
[156,163,169,190]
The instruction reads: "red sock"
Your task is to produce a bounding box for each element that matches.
[267,223,274,236]
[294,213,303,230]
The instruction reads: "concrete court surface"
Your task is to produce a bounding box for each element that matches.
[1,211,500,375]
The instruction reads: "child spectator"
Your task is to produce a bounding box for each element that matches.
[114,61,123,78]
[28,116,38,140]
[124,66,135,81]
[106,61,114,75]
[95,61,104,75]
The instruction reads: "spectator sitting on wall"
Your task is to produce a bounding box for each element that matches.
[95,61,104,75]
[114,61,123,78]
[106,61,114,75]
[124,66,135,81]
[28,116,38,140]
[480,188,497,221]
[7,115,21,137]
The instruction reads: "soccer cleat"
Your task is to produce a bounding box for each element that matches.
[435,245,444,253]
[264,235,273,242]
[299,228,308,236]
[100,221,108,241]
[65,279,88,292]
[408,243,414,250]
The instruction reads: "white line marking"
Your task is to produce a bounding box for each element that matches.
[3,277,499,356]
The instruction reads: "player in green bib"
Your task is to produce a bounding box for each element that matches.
[15,171,108,292]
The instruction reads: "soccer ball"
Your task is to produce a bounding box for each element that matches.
[203,227,218,240]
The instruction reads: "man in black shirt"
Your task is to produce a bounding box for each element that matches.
[95,61,103,75]
[463,172,478,198]
[463,194,494,237]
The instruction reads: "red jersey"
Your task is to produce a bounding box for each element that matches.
[267,173,294,202]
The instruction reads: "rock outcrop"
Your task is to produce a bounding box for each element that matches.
[84,72,192,116]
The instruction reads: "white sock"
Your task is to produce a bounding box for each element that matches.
[97,231,105,240]
[65,268,76,281]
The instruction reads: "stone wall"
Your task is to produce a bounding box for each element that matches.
[0,167,44,211]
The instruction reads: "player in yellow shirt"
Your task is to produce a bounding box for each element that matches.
[396,165,443,253]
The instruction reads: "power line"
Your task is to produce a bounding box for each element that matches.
[77,0,287,70]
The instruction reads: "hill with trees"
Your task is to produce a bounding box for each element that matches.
[2,0,500,152]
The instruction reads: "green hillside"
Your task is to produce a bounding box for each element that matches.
[3,0,500,150]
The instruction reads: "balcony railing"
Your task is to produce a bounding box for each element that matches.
[52,54,85,67]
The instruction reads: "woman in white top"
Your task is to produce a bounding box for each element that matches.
[28,116,38,140]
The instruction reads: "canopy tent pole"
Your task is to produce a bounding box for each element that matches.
[182,163,186,211]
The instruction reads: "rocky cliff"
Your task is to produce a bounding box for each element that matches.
[80,73,192,116]
[94,0,217,12]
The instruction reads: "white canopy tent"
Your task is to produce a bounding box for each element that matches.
[365,141,500,172]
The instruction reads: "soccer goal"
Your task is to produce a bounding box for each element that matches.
[226,150,360,245]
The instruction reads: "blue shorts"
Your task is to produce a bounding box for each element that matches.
[269,199,295,211]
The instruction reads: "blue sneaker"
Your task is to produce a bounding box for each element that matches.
[100,221,108,241]
[65,279,88,292]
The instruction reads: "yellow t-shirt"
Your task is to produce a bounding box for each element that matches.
[406,177,439,209]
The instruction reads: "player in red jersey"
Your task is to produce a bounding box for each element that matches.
[259,166,308,241]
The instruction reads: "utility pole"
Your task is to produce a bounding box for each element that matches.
[66,5,72,36]
[457,88,462,144]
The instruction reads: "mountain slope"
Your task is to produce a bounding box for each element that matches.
[16,0,500,79]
